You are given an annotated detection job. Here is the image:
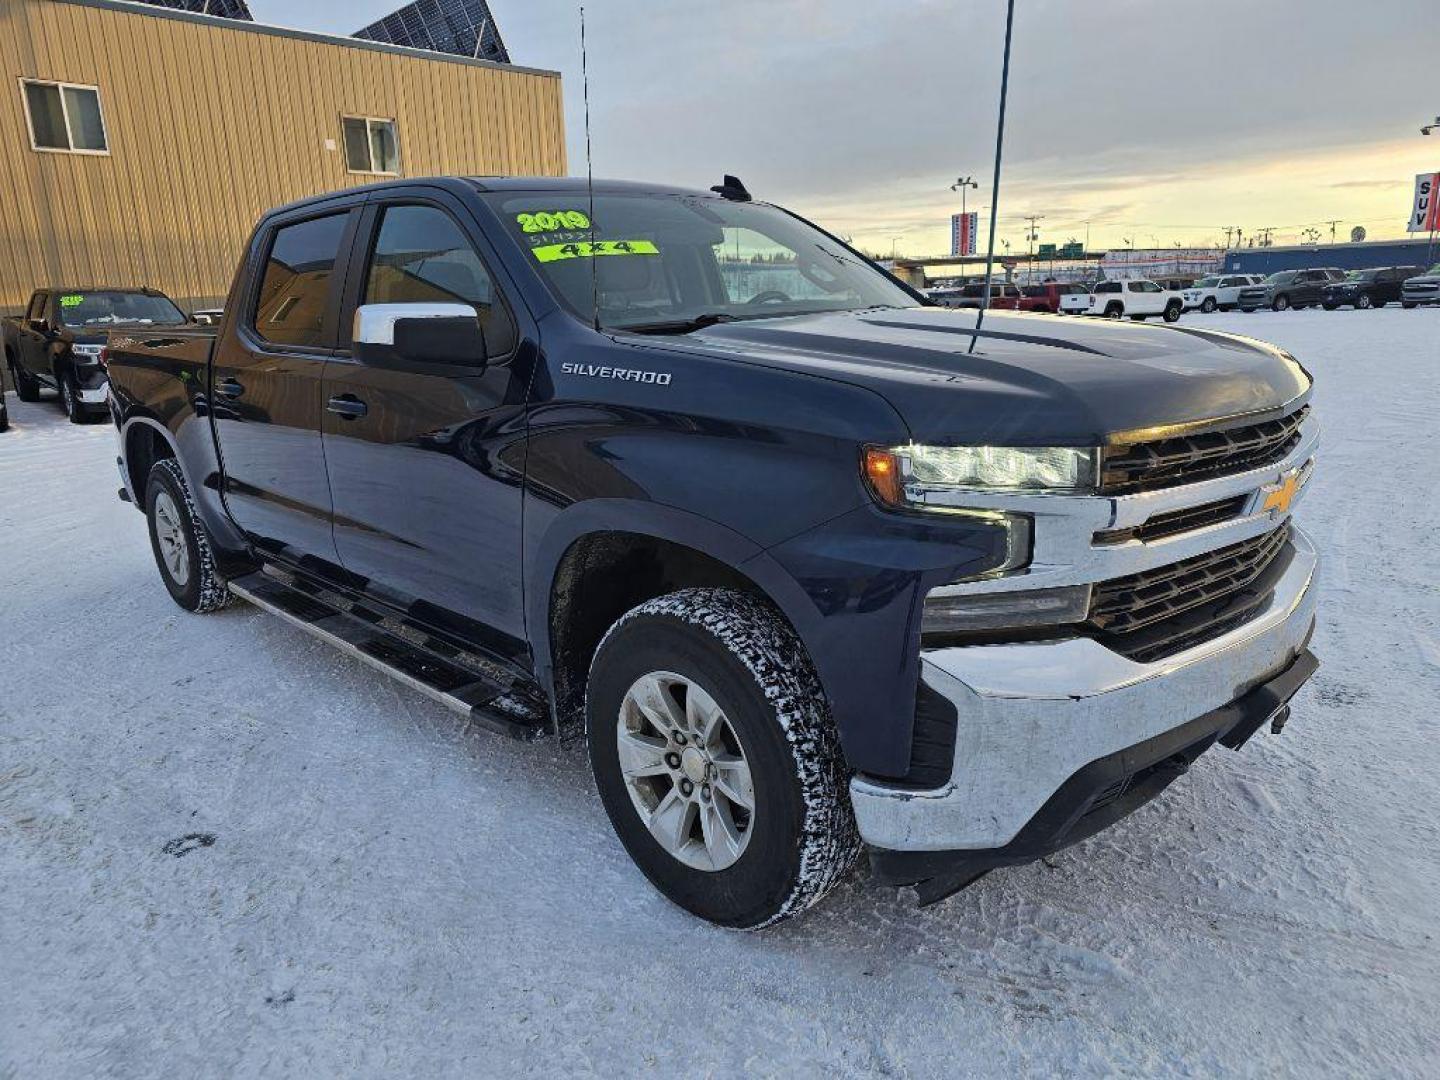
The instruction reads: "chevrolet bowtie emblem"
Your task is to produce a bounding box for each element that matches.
[1262,470,1301,516]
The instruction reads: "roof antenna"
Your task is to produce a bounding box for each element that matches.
[972,0,1016,354]
[581,6,601,332]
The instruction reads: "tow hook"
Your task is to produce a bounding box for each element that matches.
[1270,705,1291,736]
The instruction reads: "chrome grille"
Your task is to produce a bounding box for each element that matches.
[1086,523,1292,662]
[1102,407,1308,495]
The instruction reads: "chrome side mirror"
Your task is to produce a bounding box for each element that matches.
[353,303,487,367]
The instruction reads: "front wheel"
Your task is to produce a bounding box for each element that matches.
[587,589,859,929]
[145,459,232,613]
[1402,302,1418,309]
[1357,294,1373,309]
[59,373,86,424]
[1273,294,1291,311]
[1163,302,1182,323]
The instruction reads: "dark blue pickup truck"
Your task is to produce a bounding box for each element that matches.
[104,176,1320,928]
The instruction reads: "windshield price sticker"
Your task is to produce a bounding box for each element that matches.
[517,210,591,233]
[60,294,85,308]
[532,240,659,263]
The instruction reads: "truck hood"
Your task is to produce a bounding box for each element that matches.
[631,307,1312,444]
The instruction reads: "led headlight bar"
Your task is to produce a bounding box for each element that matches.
[865,444,1098,505]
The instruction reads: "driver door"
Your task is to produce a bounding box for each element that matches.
[321,192,533,656]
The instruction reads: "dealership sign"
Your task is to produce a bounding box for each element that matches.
[951,211,978,257]
[1408,172,1440,233]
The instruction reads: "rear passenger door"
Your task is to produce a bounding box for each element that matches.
[321,191,533,657]
[212,204,361,569]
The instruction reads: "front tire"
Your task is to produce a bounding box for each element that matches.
[587,589,859,929]
[145,459,231,613]
[1163,301,1182,322]
[1357,294,1373,309]
[59,373,86,424]
[1273,294,1291,311]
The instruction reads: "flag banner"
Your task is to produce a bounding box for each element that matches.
[950,212,978,257]
[1408,172,1440,234]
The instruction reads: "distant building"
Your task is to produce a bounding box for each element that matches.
[1223,239,1437,275]
[355,0,509,63]
[0,0,563,311]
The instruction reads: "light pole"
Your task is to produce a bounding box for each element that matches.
[890,236,903,261]
[951,176,978,227]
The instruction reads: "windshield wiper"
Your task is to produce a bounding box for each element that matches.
[619,313,740,335]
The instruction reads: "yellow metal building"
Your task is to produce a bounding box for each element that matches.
[0,0,567,311]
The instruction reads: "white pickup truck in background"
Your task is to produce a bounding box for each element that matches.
[1182,274,1265,313]
[1087,279,1185,321]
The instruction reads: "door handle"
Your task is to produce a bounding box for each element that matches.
[216,378,245,399]
[327,394,368,419]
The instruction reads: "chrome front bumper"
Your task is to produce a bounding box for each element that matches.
[851,526,1318,852]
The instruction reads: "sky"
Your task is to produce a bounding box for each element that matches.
[248,0,1440,258]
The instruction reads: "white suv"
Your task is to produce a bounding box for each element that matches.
[1182,274,1264,313]
[1087,279,1185,321]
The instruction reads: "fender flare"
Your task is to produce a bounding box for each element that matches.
[526,498,821,702]
[118,415,184,501]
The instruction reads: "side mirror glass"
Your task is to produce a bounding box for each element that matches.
[353,303,487,367]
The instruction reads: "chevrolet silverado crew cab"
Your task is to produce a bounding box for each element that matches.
[105,176,1320,928]
[1086,279,1185,321]
[3,286,188,422]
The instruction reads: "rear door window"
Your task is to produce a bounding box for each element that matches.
[253,213,350,349]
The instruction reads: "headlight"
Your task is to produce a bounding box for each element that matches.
[864,444,1098,505]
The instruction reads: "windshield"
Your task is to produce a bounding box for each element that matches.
[1195,276,1220,287]
[1265,272,1296,284]
[484,192,915,331]
[57,291,186,327]
[1428,264,1440,276]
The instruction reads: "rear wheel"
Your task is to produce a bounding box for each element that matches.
[587,589,859,929]
[1104,303,1124,319]
[1201,297,1218,314]
[1402,302,1417,309]
[145,459,231,613]
[8,356,41,402]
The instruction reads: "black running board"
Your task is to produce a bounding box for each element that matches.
[228,569,548,741]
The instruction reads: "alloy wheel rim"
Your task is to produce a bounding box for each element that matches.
[616,670,756,872]
[153,491,191,587]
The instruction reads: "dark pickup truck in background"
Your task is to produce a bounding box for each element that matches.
[105,176,1321,928]
[3,287,188,423]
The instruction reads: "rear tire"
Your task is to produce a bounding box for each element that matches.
[587,588,859,929]
[1201,297,1217,314]
[1105,302,1124,320]
[9,356,41,402]
[145,458,232,613]
[1402,302,1417,309]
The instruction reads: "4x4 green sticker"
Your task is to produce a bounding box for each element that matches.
[60,294,85,308]
[532,240,659,263]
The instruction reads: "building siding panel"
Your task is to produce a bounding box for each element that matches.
[0,0,565,310]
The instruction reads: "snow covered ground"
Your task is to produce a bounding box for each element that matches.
[2,309,1437,1078]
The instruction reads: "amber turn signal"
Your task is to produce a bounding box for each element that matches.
[862,447,904,507]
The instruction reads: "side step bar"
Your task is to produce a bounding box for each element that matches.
[228,569,548,741]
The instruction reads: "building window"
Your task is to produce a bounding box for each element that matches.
[21,80,108,154]
[342,116,399,175]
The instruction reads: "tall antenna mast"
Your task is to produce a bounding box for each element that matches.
[974,0,1016,348]
[581,6,600,331]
